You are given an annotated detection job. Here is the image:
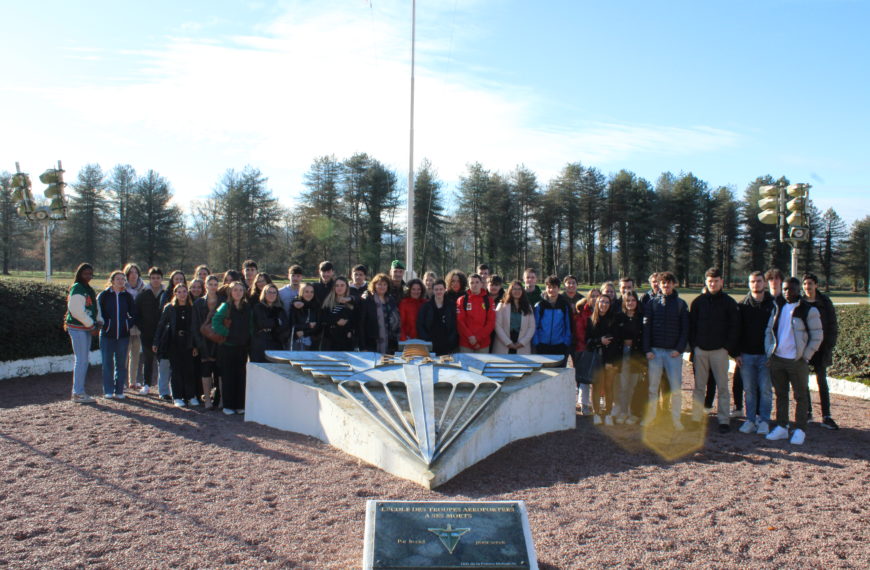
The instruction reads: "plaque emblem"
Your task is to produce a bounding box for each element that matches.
[427,523,471,554]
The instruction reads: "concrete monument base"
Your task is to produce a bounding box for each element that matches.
[245,361,576,488]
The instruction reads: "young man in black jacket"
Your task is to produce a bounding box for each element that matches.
[134,267,164,394]
[736,271,776,435]
[689,268,740,432]
[802,273,839,430]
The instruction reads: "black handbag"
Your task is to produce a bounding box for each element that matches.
[575,348,603,385]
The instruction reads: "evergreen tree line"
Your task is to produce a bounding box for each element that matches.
[0,157,867,292]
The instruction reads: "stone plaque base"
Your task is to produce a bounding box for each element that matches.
[362,500,537,570]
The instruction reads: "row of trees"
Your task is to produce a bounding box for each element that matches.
[0,158,867,291]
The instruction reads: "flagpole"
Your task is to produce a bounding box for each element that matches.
[406,0,416,278]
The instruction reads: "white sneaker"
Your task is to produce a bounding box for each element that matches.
[756,421,770,435]
[223,408,235,415]
[790,428,806,445]
[115,393,126,400]
[593,414,602,425]
[730,408,742,418]
[766,425,789,441]
[103,393,114,399]
[739,421,756,434]
[615,415,626,425]
[604,415,614,426]
[189,398,200,406]
[173,399,185,408]
[626,415,639,425]
[139,385,150,395]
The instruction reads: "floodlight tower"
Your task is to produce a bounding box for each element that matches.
[12,161,68,282]
[757,181,811,277]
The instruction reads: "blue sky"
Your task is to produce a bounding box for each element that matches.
[2,0,867,223]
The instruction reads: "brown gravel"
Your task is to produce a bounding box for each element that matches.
[0,365,868,569]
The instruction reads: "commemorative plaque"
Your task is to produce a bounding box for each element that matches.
[362,500,537,570]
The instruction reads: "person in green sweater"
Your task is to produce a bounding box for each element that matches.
[212,280,253,415]
[65,263,100,403]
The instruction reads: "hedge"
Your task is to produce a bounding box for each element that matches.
[829,305,870,380]
[0,280,96,362]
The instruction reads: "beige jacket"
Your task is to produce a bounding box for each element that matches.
[491,302,536,354]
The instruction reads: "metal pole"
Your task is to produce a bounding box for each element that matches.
[790,243,798,278]
[406,0,416,279]
[44,221,52,282]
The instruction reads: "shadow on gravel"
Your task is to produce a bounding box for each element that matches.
[0,430,296,566]
[436,413,870,497]
[94,397,310,465]
[0,366,104,409]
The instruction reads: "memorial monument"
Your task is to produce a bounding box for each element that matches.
[245,343,576,488]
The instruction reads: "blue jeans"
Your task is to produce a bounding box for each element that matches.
[157,358,172,396]
[69,328,92,395]
[100,335,130,396]
[646,347,683,422]
[740,353,771,424]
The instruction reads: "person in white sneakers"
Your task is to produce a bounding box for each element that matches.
[763,277,823,445]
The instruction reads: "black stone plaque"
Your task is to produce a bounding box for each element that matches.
[362,500,536,570]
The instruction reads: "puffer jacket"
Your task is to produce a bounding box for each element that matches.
[764,298,823,362]
[532,295,573,347]
[689,290,740,356]
[642,291,688,353]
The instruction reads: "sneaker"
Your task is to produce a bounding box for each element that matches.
[790,428,806,445]
[730,408,743,419]
[71,393,96,404]
[115,393,126,400]
[673,420,685,432]
[821,417,840,430]
[704,406,714,415]
[766,425,789,441]
[604,415,614,426]
[139,385,150,395]
[223,408,235,415]
[593,415,602,425]
[235,409,244,415]
[756,421,770,435]
[739,421,756,434]
[718,423,731,434]
[625,416,639,425]
[103,393,114,399]
[173,399,185,408]
[615,415,626,425]
[188,398,200,407]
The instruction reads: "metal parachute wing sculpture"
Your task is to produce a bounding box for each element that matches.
[266,345,563,466]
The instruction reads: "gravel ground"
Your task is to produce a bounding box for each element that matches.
[0,365,867,569]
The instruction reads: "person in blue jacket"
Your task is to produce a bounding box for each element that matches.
[97,270,138,399]
[532,275,573,367]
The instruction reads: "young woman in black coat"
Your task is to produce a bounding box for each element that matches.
[290,283,322,350]
[153,283,199,408]
[251,283,289,362]
[586,294,622,425]
[321,277,356,350]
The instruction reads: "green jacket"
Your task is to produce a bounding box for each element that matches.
[66,282,98,330]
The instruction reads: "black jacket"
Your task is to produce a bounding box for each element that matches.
[585,313,622,364]
[417,298,458,355]
[804,292,837,368]
[738,292,775,355]
[358,293,399,353]
[291,299,321,349]
[135,287,165,340]
[642,291,689,353]
[689,290,740,356]
[153,304,195,359]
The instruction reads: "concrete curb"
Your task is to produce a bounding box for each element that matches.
[681,353,869,400]
[0,351,101,381]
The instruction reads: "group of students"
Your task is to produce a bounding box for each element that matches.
[64,258,839,444]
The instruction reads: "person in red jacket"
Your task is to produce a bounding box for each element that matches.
[573,288,600,415]
[399,279,426,341]
[456,274,496,353]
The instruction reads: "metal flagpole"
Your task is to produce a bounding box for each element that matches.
[406,0,416,278]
